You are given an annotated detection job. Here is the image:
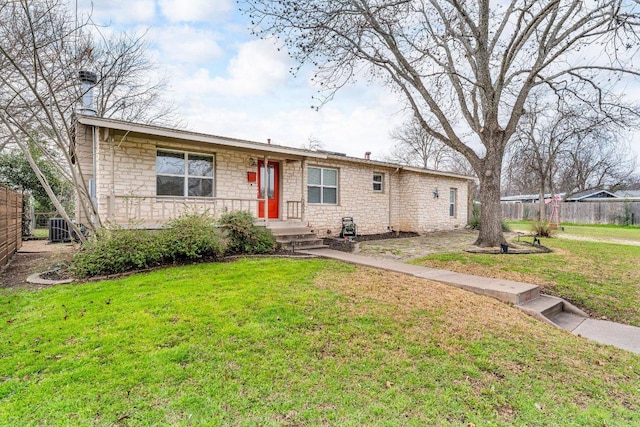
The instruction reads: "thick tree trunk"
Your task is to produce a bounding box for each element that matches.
[474,161,506,247]
[538,188,546,222]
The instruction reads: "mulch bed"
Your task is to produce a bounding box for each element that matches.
[324,231,420,252]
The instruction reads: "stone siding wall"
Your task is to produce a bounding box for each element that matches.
[281,160,304,218]
[79,123,469,232]
[398,171,468,232]
[74,124,94,224]
[94,132,275,225]
[303,159,393,236]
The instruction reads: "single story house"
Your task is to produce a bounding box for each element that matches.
[74,115,473,236]
[564,189,618,202]
[500,193,566,204]
[614,190,640,201]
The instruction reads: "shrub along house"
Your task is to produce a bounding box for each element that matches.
[73,115,473,245]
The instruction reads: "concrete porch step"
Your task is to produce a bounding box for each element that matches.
[262,221,327,251]
[270,228,317,237]
[283,242,327,251]
[275,233,320,241]
[258,220,306,228]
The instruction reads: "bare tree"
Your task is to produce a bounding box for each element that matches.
[386,117,463,171]
[507,98,589,221]
[505,94,637,219]
[0,0,179,240]
[89,32,181,125]
[301,135,325,151]
[243,0,640,246]
[558,131,637,194]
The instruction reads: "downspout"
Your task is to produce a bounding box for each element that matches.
[391,168,400,235]
[110,132,115,221]
[388,169,392,233]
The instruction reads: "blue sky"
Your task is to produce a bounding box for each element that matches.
[77,0,407,160]
[77,0,640,170]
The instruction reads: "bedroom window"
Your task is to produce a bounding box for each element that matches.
[373,173,384,192]
[449,188,457,217]
[156,150,214,197]
[307,166,338,204]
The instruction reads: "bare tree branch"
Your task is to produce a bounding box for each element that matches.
[242,0,640,246]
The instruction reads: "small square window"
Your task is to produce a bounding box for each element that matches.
[373,173,383,192]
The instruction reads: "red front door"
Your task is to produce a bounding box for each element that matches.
[258,160,279,219]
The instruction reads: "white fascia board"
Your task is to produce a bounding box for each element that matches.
[77,115,327,159]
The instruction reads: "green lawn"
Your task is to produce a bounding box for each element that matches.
[2,258,640,425]
[413,229,640,326]
[30,228,49,239]
[508,220,640,243]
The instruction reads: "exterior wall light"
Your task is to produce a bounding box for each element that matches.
[433,188,439,199]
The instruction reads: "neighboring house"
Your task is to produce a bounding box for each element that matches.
[614,190,640,201]
[564,189,618,202]
[74,115,472,236]
[501,193,566,204]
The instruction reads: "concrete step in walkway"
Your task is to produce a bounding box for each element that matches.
[299,247,640,355]
[301,248,539,304]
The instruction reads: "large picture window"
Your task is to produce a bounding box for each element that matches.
[156,150,214,197]
[307,166,338,204]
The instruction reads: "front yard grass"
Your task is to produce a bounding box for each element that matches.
[509,220,640,243]
[412,237,640,326]
[2,258,640,425]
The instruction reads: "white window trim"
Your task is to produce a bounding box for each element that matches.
[307,166,339,205]
[373,173,384,192]
[449,188,457,218]
[156,149,215,197]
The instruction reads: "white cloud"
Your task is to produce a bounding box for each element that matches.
[179,94,406,160]
[148,25,223,65]
[78,0,156,25]
[172,38,290,97]
[159,0,233,23]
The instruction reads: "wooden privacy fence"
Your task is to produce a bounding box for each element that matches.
[502,201,640,225]
[0,185,22,268]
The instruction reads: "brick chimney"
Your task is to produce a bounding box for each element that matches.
[365,151,371,160]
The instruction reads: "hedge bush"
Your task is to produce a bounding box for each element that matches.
[71,211,275,278]
[218,210,276,254]
[162,212,227,261]
[71,228,165,278]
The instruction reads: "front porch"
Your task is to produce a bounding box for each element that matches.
[103,195,303,228]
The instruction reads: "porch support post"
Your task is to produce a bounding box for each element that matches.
[301,158,306,225]
[264,155,269,225]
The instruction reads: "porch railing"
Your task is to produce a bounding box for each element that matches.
[106,195,262,227]
[286,200,302,220]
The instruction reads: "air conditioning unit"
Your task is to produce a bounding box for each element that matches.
[49,218,71,243]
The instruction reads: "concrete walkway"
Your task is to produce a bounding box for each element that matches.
[300,248,640,355]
